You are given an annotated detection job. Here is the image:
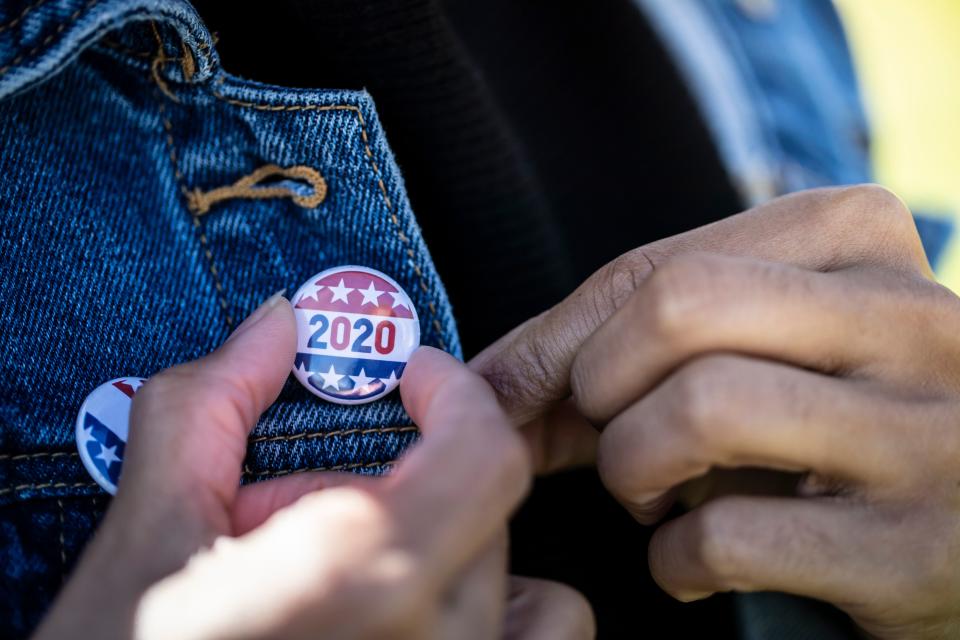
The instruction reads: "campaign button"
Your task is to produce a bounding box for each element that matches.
[291,266,420,404]
[75,377,146,495]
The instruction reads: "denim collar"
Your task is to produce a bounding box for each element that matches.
[0,0,217,100]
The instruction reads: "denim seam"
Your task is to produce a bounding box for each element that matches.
[150,20,182,102]
[0,450,400,497]
[208,83,448,350]
[243,460,391,478]
[0,426,418,458]
[0,451,78,461]
[248,425,418,444]
[0,0,98,77]
[0,467,388,498]
[0,481,99,496]
[156,96,234,328]
[0,0,48,35]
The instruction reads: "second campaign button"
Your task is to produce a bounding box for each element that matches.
[291,266,420,404]
[76,377,146,495]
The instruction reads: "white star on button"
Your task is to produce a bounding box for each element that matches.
[317,364,346,390]
[95,443,121,468]
[77,424,94,448]
[358,281,385,307]
[328,279,355,304]
[296,281,325,304]
[349,368,376,389]
[389,291,410,310]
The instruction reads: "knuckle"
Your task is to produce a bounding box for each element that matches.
[666,356,737,446]
[485,324,569,410]
[829,184,928,268]
[685,498,753,589]
[908,278,960,323]
[857,185,920,240]
[642,254,722,343]
[595,429,637,499]
[846,183,911,219]
[591,249,657,319]
[569,353,605,424]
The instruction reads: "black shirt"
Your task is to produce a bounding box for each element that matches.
[192,1,744,635]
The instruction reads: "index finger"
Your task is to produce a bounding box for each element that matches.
[388,347,531,581]
[470,185,926,423]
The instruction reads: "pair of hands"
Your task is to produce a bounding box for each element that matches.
[39,186,960,638]
[36,296,592,639]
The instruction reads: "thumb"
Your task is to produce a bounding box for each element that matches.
[117,293,296,533]
[468,252,656,424]
[467,257,656,473]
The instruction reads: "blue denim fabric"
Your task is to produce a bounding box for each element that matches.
[0,0,459,635]
[912,211,955,270]
[634,0,871,204]
[635,0,951,268]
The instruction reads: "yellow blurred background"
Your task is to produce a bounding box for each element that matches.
[836,0,960,289]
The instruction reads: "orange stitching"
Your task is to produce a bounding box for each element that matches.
[153,22,231,325]
[0,0,47,35]
[188,164,328,215]
[212,94,358,114]
[249,425,418,444]
[180,41,195,82]
[0,451,77,461]
[151,53,179,102]
[210,87,448,350]
[157,97,234,328]
[0,0,97,77]
[0,481,98,497]
[244,460,392,478]
[149,21,179,102]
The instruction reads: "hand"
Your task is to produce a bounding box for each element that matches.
[35,297,594,640]
[472,185,960,638]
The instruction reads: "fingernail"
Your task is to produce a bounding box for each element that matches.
[674,590,713,603]
[227,289,287,342]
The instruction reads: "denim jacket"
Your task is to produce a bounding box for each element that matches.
[0,0,460,634]
[0,1,939,638]
[636,0,952,269]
